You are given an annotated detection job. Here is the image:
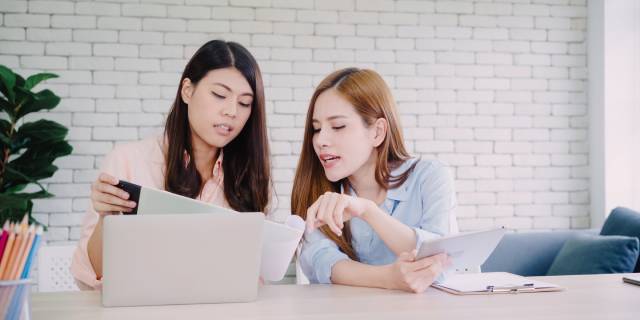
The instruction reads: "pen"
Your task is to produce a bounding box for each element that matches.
[486,283,535,293]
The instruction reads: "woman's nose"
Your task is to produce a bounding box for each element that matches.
[222,98,237,117]
[315,127,330,148]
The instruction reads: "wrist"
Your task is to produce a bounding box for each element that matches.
[360,199,378,222]
[380,263,396,290]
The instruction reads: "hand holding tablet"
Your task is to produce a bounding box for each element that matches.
[417,228,506,272]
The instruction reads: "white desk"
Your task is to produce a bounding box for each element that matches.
[32,274,640,320]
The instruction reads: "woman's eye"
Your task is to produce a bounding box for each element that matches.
[212,92,225,99]
[333,125,345,130]
[312,128,320,133]
[239,102,251,108]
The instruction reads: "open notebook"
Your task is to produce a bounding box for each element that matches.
[433,272,563,295]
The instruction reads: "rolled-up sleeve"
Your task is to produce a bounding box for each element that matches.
[299,229,350,284]
[70,210,102,290]
[413,162,457,250]
[70,147,124,290]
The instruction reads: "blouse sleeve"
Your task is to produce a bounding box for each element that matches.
[70,146,128,290]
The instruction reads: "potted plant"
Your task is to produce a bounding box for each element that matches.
[0,65,73,226]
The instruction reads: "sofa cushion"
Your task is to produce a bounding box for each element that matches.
[482,231,587,276]
[600,207,640,272]
[546,234,639,276]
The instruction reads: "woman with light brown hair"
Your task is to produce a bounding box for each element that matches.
[292,68,458,293]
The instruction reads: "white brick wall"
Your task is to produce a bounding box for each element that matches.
[0,0,589,244]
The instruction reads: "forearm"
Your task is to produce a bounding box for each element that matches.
[87,216,104,279]
[362,201,417,255]
[330,259,393,289]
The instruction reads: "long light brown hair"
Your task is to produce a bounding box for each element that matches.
[291,68,416,260]
[164,40,270,213]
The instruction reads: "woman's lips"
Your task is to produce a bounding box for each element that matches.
[320,154,341,169]
[213,124,232,136]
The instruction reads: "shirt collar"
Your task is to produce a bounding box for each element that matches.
[385,158,416,202]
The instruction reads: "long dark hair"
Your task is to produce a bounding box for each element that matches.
[164,40,270,213]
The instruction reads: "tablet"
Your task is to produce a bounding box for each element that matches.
[416,228,506,272]
[115,179,236,215]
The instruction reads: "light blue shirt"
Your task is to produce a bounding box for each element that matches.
[299,158,457,284]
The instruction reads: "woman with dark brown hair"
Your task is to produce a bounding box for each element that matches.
[293,68,459,293]
[71,40,272,289]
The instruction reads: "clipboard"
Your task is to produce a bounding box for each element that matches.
[432,272,564,295]
[622,275,640,286]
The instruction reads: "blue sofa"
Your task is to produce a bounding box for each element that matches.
[482,207,640,276]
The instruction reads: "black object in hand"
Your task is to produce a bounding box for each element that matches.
[115,180,141,215]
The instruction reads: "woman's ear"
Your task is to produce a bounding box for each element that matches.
[181,78,194,104]
[372,118,388,147]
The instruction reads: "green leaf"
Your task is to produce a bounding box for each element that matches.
[3,140,72,190]
[2,165,50,193]
[11,119,68,152]
[13,190,53,200]
[24,73,58,91]
[0,119,11,147]
[11,87,35,121]
[0,191,51,227]
[0,193,29,211]
[5,183,27,194]
[15,140,73,164]
[14,73,25,87]
[0,65,16,103]
[16,89,60,119]
[0,97,15,120]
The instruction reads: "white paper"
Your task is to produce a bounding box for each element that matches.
[138,187,236,215]
[260,215,304,281]
[136,186,304,281]
[435,272,560,293]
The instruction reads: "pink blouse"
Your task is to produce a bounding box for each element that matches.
[70,135,250,290]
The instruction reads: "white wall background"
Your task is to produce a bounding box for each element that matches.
[0,0,589,245]
[588,0,640,227]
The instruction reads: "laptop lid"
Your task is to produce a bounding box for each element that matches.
[102,212,264,307]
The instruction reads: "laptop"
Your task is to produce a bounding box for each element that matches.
[102,212,264,307]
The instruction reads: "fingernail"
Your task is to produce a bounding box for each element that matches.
[123,193,129,199]
[130,202,137,208]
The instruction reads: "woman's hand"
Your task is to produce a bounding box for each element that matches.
[91,173,136,216]
[386,250,450,293]
[305,192,372,236]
